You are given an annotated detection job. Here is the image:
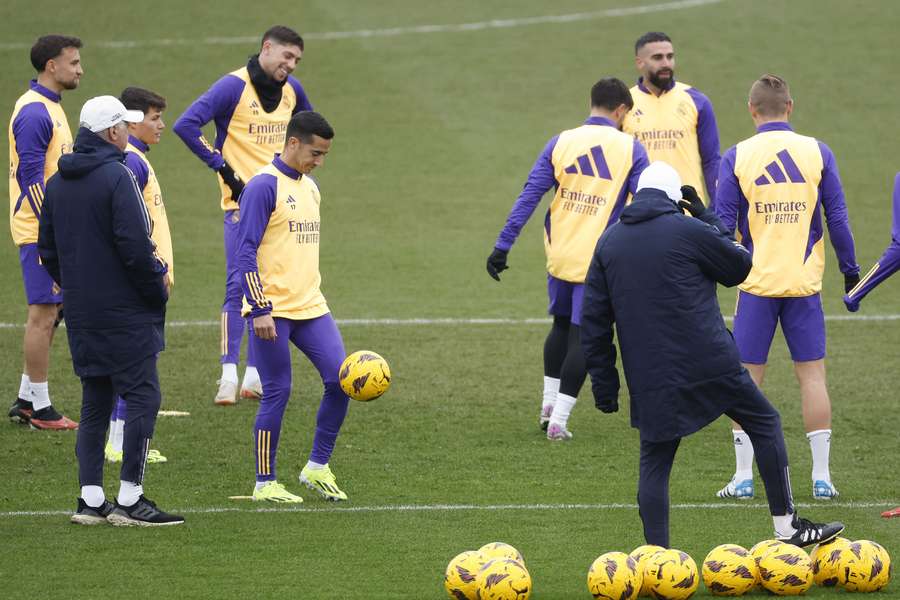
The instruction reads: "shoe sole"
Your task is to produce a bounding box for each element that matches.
[214,398,237,406]
[299,477,347,502]
[71,514,110,525]
[107,513,184,527]
[29,421,78,431]
[240,389,262,400]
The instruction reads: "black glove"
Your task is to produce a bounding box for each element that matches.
[844,272,860,293]
[591,377,619,413]
[678,185,707,218]
[486,248,509,281]
[218,162,245,200]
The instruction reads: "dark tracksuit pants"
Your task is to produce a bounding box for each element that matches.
[76,354,161,488]
[638,373,793,547]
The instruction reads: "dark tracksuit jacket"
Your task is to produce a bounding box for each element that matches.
[581,188,752,442]
[38,128,168,377]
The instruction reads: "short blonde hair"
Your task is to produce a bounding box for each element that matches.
[749,74,792,118]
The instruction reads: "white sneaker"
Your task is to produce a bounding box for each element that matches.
[813,479,839,500]
[214,380,238,406]
[716,477,755,499]
[546,422,573,441]
[240,380,263,400]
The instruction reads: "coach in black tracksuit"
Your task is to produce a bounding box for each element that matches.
[38,96,182,526]
[581,161,842,548]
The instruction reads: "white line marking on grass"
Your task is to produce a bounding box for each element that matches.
[0,314,898,330]
[2,500,895,518]
[0,1,723,51]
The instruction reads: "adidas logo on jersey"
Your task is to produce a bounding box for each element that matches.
[286,195,296,209]
[754,149,806,185]
[563,145,612,180]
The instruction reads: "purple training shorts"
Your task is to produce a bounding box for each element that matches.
[19,243,62,305]
[733,290,826,364]
[547,274,585,326]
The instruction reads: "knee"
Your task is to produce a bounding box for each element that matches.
[26,305,58,331]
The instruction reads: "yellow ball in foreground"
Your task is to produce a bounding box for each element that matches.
[810,536,851,587]
[758,543,812,596]
[629,544,665,597]
[588,551,641,600]
[444,550,486,600]
[701,544,757,596]
[837,539,892,592]
[476,558,531,600]
[478,542,525,565]
[338,350,391,401]
[644,548,699,600]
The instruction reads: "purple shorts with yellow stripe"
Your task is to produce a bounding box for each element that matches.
[733,290,825,364]
[19,243,62,305]
[547,274,584,325]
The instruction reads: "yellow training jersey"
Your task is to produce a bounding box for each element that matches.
[173,65,313,212]
[715,122,859,297]
[545,119,643,282]
[623,79,720,203]
[239,157,328,320]
[8,81,73,246]
[126,138,174,285]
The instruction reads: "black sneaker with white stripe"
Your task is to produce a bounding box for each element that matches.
[70,497,115,525]
[776,515,844,547]
[107,495,184,527]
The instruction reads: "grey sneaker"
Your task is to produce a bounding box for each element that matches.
[107,495,184,527]
[71,497,115,525]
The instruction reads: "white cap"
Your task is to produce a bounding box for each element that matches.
[79,95,144,133]
[636,161,682,202]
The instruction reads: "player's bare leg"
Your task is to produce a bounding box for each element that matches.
[717,363,766,499]
[794,359,837,498]
[17,303,76,429]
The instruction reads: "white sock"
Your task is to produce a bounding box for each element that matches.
[256,480,273,491]
[548,392,577,428]
[110,419,124,452]
[733,430,755,481]
[81,485,105,508]
[28,381,51,411]
[807,429,832,482]
[117,481,143,506]
[18,374,30,399]
[305,460,326,471]
[542,376,559,411]
[221,363,238,384]
[773,513,796,537]
[242,366,261,388]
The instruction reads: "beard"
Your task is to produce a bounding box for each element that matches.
[60,77,79,91]
[648,68,674,90]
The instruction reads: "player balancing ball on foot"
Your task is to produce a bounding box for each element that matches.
[338,350,391,401]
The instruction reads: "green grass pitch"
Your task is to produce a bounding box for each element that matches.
[0,1,898,598]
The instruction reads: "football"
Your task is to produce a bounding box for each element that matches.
[757,543,812,595]
[749,539,788,583]
[444,550,486,600]
[701,543,757,596]
[587,551,641,600]
[629,544,665,597]
[338,350,391,401]
[643,548,699,600]
[810,536,851,587]
[475,558,531,600]
[836,539,892,592]
[478,542,525,565]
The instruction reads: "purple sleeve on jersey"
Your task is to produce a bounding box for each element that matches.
[495,135,559,251]
[627,139,650,196]
[844,172,900,311]
[12,102,54,213]
[685,87,721,203]
[124,152,150,191]
[236,174,277,316]
[172,74,245,170]
[713,147,740,232]
[288,76,313,114]
[818,141,859,275]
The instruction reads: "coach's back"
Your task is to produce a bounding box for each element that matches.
[582,186,752,440]
[38,127,168,376]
